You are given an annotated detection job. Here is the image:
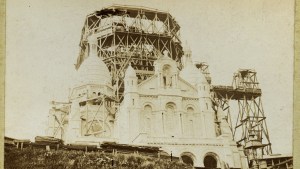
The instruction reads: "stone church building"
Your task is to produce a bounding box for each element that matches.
[47,35,248,168]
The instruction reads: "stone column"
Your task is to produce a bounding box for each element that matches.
[201,113,207,137]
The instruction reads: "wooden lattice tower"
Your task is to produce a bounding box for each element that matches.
[211,69,272,168]
[233,69,272,167]
[75,5,183,102]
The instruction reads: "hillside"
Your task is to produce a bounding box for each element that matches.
[4,147,193,169]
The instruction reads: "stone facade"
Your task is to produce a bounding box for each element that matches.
[47,35,249,168]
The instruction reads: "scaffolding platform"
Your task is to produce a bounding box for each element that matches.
[212,85,262,100]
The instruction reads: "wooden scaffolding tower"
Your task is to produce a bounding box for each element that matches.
[75,5,183,102]
[211,69,272,168]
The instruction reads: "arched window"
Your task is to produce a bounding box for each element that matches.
[187,107,194,113]
[203,153,218,168]
[144,105,152,112]
[185,106,195,137]
[81,118,86,136]
[180,152,195,167]
[181,155,194,166]
[142,105,152,134]
[165,102,176,136]
[162,65,172,88]
[189,120,194,137]
[166,102,176,113]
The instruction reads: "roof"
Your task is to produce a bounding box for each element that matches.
[77,35,111,86]
[258,154,293,160]
[125,64,137,78]
[5,136,15,141]
[180,56,207,86]
[105,4,169,15]
[86,4,180,30]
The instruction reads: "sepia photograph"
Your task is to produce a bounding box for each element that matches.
[4,0,294,168]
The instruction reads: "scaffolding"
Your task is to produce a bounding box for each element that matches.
[195,62,212,84]
[211,69,272,168]
[75,5,183,101]
[80,94,116,138]
[47,101,71,140]
[69,5,276,168]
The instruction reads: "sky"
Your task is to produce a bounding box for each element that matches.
[5,0,294,154]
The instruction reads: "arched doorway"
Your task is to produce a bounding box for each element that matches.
[181,155,194,166]
[180,152,195,166]
[203,154,218,168]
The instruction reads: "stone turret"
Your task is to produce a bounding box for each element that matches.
[124,63,138,94]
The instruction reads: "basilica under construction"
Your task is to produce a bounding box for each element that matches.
[46,5,291,169]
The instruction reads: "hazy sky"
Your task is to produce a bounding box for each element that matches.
[5,0,294,154]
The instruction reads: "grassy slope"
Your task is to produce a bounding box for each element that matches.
[4,147,193,169]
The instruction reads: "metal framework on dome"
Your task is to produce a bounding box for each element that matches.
[75,5,183,101]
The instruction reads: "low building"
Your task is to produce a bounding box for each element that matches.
[257,154,293,169]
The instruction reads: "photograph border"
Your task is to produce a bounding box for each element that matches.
[294,0,300,168]
[0,0,299,168]
[0,0,6,168]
